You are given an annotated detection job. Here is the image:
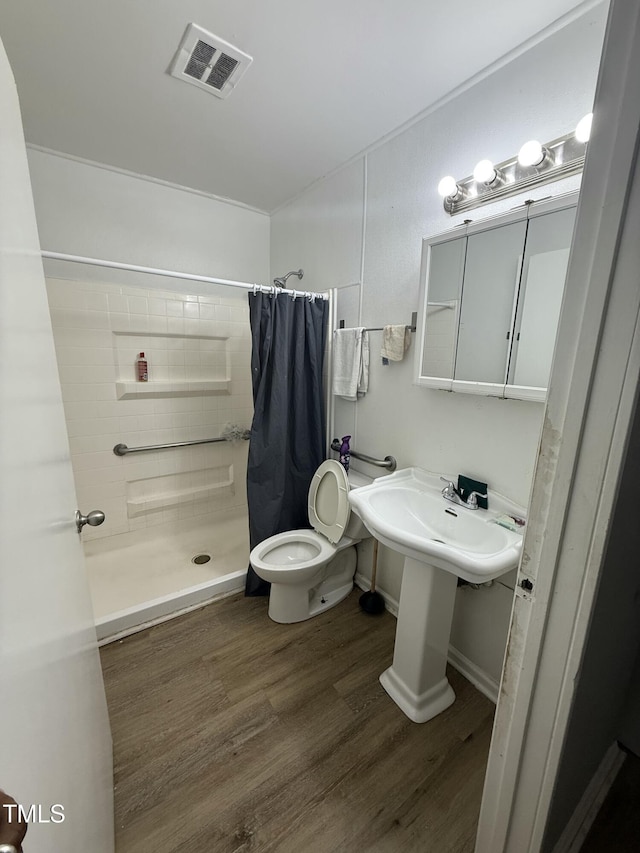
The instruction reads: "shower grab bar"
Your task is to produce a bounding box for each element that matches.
[113,432,250,456]
[330,439,397,472]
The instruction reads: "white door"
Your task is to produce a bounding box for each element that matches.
[0,37,114,853]
[476,2,640,850]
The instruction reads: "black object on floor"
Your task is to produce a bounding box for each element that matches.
[360,539,385,615]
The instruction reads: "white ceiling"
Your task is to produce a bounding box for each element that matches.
[0,0,593,212]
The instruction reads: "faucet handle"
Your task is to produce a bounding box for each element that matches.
[466,490,488,509]
[440,477,457,497]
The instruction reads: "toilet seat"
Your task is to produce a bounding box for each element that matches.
[308,460,351,544]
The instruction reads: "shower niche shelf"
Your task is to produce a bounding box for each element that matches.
[126,465,235,516]
[116,379,230,399]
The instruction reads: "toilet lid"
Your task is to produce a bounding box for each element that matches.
[308,460,351,545]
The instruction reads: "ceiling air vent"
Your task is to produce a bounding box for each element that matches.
[169,23,252,100]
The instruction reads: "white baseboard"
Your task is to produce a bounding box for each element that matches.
[354,573,499,703]
[551,741,626,853]
[447,645,500,704]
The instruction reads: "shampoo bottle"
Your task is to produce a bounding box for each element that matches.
[339,435,351,472]
[136,352,148,382]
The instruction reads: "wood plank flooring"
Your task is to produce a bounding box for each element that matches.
[100,590,494,853]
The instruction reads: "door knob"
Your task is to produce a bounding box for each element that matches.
[75,509,106,534]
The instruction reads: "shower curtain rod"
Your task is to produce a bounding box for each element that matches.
[41,251,329,301]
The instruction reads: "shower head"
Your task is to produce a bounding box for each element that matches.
[273,269,304,288]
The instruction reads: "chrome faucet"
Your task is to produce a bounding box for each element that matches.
[440,477,487,510]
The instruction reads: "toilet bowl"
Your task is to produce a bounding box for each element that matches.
[249,460,373,623]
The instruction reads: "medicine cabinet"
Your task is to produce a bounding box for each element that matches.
[415,192,578,402]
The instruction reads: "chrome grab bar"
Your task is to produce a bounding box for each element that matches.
[114,432,250,456]
[330,439,397,471]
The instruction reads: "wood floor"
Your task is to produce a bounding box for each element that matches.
[100,589,495,853]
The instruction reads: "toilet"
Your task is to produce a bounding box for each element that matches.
[249,460,373,623]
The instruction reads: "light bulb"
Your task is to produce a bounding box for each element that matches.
[473,159,497,185]
[518,140,545,168]
[437,175,459,198]
[575,112,593,143]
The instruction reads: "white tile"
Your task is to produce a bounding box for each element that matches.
[149,316,168,334]
[109,312,131,332]
[107,294,129,314]
[85,292,109,312]
[199,304,217,320]
[148,298,167,316]
[129,315,150,333]
[163,365,184,382]
[166,300,184,318]
[58,364,115,384]
[69,434,120,455]
[128,296,148,315]
[64,401,98,421]
[167,317,185,335]
[61,383,101,402]
[83,311,111,330]
[66,416,120,438]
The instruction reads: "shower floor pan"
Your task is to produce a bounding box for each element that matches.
[84,508,249,644]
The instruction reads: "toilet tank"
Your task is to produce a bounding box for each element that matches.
[345,469,375,540]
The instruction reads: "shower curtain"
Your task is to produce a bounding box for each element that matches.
[245,290,329,596]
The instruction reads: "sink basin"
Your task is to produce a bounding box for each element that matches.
[348,467,524,583]
[348,467,526,724]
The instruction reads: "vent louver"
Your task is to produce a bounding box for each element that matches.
[169,24,252,100]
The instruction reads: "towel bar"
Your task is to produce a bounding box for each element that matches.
[338,311,417,333]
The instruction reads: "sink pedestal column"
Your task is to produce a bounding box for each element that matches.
[380,557,458,723]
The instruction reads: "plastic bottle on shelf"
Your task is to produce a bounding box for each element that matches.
[136,352,148,382]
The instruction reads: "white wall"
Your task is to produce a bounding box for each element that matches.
[271,4,608,688]
[27,148,270,284]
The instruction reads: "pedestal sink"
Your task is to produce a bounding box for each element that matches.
[348,468,525,723]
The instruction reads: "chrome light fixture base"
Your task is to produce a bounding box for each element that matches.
[442,129,587,216]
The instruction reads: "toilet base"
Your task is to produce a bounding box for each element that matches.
[308,580,353,619]
[266,546,357,624]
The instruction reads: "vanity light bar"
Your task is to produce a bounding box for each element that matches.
[438,118,591,215]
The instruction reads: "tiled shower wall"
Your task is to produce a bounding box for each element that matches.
[46,277,253,541]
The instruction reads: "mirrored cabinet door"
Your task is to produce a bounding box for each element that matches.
[455,220,527,384]
[421,236,466,380]
[415,192,578,401]
[506,205,577,390]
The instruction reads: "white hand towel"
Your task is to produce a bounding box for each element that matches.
[333,328,369,400]
[381,325,411,362]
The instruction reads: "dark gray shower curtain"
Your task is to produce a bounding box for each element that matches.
[245,290,329,596]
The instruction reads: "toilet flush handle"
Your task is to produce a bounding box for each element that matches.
[75,509,106,534]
